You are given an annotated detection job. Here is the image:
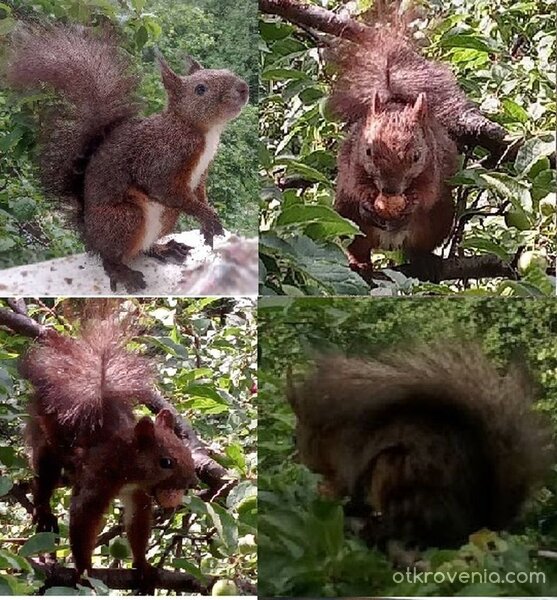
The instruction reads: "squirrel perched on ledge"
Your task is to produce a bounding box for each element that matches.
[20,319,196,585]
[7,25,249,292]
[329,1,505,279]
[287,344,553,555]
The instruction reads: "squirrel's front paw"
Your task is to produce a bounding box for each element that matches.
[348,259,373,273]
[201,219,224,247]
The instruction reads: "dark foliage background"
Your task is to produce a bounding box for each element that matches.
[258,297,557,596]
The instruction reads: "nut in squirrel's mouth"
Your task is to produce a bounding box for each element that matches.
[360,194,411,231]
[154,488,185,508]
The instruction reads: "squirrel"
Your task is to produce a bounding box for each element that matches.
[7,24,249,292]
[20,318,197,584]
[287,343,554,554]
[329,2,485,278]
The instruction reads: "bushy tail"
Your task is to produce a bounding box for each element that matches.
[288,343,554,527]
[328,0,473,131]
[20,319,153,439]
[7,24,139,216]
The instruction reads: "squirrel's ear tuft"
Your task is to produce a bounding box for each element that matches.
[156,50,181,95]
[134,416,155,443]
[155,408,175,431]
[184,55,203,75]
[413,93,428,119]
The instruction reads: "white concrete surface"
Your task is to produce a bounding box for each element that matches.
[0,231,258,297]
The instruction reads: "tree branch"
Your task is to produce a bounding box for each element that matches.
[29,560,210,593]
[359,254,515,285]
[0,308,47,339]
[259,0,367,41]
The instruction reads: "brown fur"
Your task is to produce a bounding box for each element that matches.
[287,343,554,550]
[21,319,196,578]
[329,5,465,270]
[7,24,248,291]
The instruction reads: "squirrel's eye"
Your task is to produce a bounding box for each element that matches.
[160,457,175,469]
[366,148,372,157]
[412,152,420,163]
[195,84,207,96]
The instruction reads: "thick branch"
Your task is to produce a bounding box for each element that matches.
[399,254,515,281]
[361,254,515,284]
[0,308,46,338]
[29,561,210,593]
[259,0,367,41]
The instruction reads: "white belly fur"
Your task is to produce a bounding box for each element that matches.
[377,229,410,250]
[141,201,165,251]
[119,483,140,529]
[189,126,223,190]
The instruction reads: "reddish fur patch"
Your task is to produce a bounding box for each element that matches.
[158,208,179,238]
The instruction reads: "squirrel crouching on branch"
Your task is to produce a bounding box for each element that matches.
[329,2,505,280]
[287,344,553,556]
[20,319,197,585]
[7,25,249,292]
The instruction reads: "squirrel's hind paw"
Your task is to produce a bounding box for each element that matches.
[147,240,192,264]
[102,260,147,293]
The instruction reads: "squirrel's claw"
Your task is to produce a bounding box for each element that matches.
[147,240,192,264]
[33,507,59,534]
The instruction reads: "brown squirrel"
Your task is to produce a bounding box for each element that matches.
[329,2,496,278]
[7,24,249,292]
[20,318,196,583]
[287,343,553,553]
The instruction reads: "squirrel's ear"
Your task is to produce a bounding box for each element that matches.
[413,93,428,120]
[156,50,181,95]
[155,409,175,431]
[184,55,203,75]
[134,416,155,443]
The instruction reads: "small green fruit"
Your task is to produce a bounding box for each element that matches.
[211,579,238,596]
[505,209,531,231]
[539,196,556,217]
[109,537,130,560]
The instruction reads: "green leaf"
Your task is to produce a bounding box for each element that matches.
[260,21,294,41]
[440,34,492,53]
[206,503,238,552]
[515,134,556,174]
[502,99,529,123]
[0,475,13,496]
[261,68,309,81]
[20,532,57,557]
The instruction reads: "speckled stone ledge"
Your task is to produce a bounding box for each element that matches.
[0,231,257,297]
